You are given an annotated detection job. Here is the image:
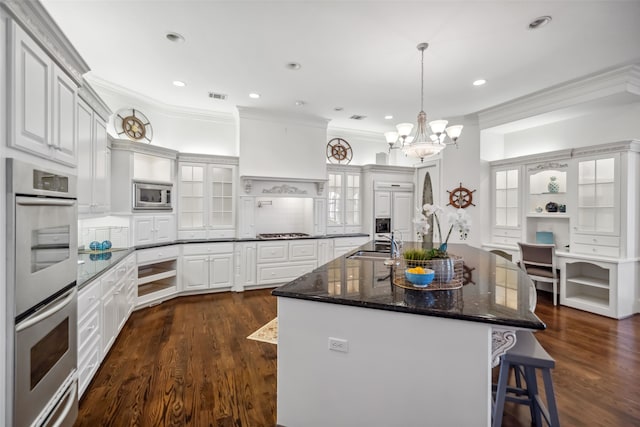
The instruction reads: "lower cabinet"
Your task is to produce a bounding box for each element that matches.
[77,252,136,398]
[333,236,369,258]
[182,243,234,291]
[256,240,317,286]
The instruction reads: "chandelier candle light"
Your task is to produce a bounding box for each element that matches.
[384,43,463,162]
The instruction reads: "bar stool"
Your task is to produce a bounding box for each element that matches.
[492,330,560,427]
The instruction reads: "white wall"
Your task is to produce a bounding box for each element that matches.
[502,102,640,158]
[440,115,483,248]
[88,76,237,156]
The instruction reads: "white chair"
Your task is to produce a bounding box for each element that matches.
[517,242,559,306]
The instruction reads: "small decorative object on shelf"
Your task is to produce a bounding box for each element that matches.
[558,204,566,213]
[547,176,559,193]
[545,202,558,212]
[535,206,544,213]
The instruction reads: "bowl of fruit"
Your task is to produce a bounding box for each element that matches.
[405,267,435,287]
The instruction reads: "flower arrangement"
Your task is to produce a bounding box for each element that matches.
[413,203,471,257]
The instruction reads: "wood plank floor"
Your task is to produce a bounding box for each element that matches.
[76,289,640,426]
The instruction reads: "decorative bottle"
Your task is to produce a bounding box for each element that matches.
[548,176,559,193]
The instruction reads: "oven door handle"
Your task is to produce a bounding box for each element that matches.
[16,288,76,332]
[50,378,78,427]
[17,198,75,207]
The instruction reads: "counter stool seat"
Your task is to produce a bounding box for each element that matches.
[492,330,560,427]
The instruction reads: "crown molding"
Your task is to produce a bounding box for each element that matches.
[361,164,415,174]
[78,79,112,121]
[327,127,385,145]
[87,74,236,124]
[178,152,239,165]
[1,0,89,84]
[109,137,179,159]
[478,63,640,131]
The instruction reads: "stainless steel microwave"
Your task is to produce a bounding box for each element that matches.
[133,181,173,211]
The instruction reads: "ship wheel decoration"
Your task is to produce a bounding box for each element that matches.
[115,108,153,143]
[326,138,353,164]
[447,182,476,209]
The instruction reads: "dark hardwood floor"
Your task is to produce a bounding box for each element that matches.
[76,289,640,426]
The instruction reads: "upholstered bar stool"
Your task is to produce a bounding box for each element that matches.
[492,330,560,427]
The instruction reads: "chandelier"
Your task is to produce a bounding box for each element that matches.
[384,42,463,162]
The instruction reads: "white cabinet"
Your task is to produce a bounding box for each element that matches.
[77,97,110,214]
[374,191,391,218]
[333,236,369,258]
[182,243,234,291]
[177,159,238,239]
[327,166,362,234]
[571,154,621,257]
[491,165,522,245]
[256,240,317,286]
[77,278,102,398]
[317,239,335,266]
[235,242,257,289]
[391,191,413,238]
[8,21,77,166]
[133,214,175,246]
[238,196,256,238]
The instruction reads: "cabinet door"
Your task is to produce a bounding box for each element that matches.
[238,243,257,287]
[392,192,413,237]
[313,198,327,236]
[575,155,619,235]
[115,282,128,331]
[10,22,51,157]
[76,99,93,214]
[238,196,256,238]
[344,173,361,225]
[101,290,117,355]
[209,254,233,288]
[178,163,206,230]
[154,215,175,243]
[327,173,343,226]
[93,116,109,213]
[51,66,76,165]
[133,216,155,245]
[209,165,236,228]
[493,167,520,228]
[183,255,208,291]
[374,191,391,218]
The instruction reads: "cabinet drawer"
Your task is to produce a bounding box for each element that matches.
[78,309,100,355]
[333,237,368,248]
[78,280,101,319]
[289,241,317,261]
[493,228,522,238]
[572,235,619,247]
[100,269,117,295]
[178,229,208,240]
[571,243,619,257]
[257,262,317,285]
[183,242,234,256]
[137,245,180,264]
[343,226,362,234]
[257,242,288,263]
[78,335,101,398]
[207,229,235,239]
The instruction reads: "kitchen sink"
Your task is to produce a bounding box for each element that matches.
[347,250,393,261]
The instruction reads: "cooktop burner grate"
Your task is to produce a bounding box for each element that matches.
[257,233,310,240]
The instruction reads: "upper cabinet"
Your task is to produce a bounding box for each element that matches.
[326,165,362,235]
[574,155,619,235]
[490,165,522,246]
[177,155,238,239]
[77,83,111,215]
[8,21,79,166]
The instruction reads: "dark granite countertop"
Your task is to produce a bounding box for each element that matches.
[272,241,545,330]
[77,249,133,289]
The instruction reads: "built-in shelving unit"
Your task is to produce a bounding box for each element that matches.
[137,260,177,297]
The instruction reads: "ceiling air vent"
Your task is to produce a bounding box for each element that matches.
[349,115,367,120]
[208,92,228,100]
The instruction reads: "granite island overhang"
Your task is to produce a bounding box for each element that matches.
[272,242,545,427]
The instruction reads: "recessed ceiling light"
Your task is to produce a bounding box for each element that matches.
[384,115,393,120]
[172,80,186,87]
[528,16,552,30]
[473,79,487,86]
[249,93,261,99]
[286,62,301,70]
[166,32,185,43]
[295,100,306,106]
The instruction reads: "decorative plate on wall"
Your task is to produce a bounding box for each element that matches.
[115,108,153,143]
[326,138,353,164]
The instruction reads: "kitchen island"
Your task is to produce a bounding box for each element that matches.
[272,242,544,427]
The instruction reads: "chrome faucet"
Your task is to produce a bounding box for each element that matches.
[377,232,400,258]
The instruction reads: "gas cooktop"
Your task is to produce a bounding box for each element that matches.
[257,233,310,240]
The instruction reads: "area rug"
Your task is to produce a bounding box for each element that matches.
[247,317,278,345]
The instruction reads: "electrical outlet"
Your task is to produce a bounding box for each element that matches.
[328,337,348,353]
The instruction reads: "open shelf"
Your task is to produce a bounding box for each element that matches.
[138,279,175,297]
[526,213,570,218]
[564,293,610,309]
[137,266,177,286]
[567,275,609,289]
[137,259,178,299]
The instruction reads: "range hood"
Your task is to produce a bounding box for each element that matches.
[237,107,329,196]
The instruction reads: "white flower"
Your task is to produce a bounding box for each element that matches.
[422,203,443,217]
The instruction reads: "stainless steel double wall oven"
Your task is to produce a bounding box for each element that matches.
[6,159,78,427]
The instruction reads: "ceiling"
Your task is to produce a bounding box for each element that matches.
[41,0,640,135]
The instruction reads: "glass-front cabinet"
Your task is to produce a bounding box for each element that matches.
[327,165,361,234]
[575,155,619,235]
[491,165,522,245]
[178,157,238,239]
